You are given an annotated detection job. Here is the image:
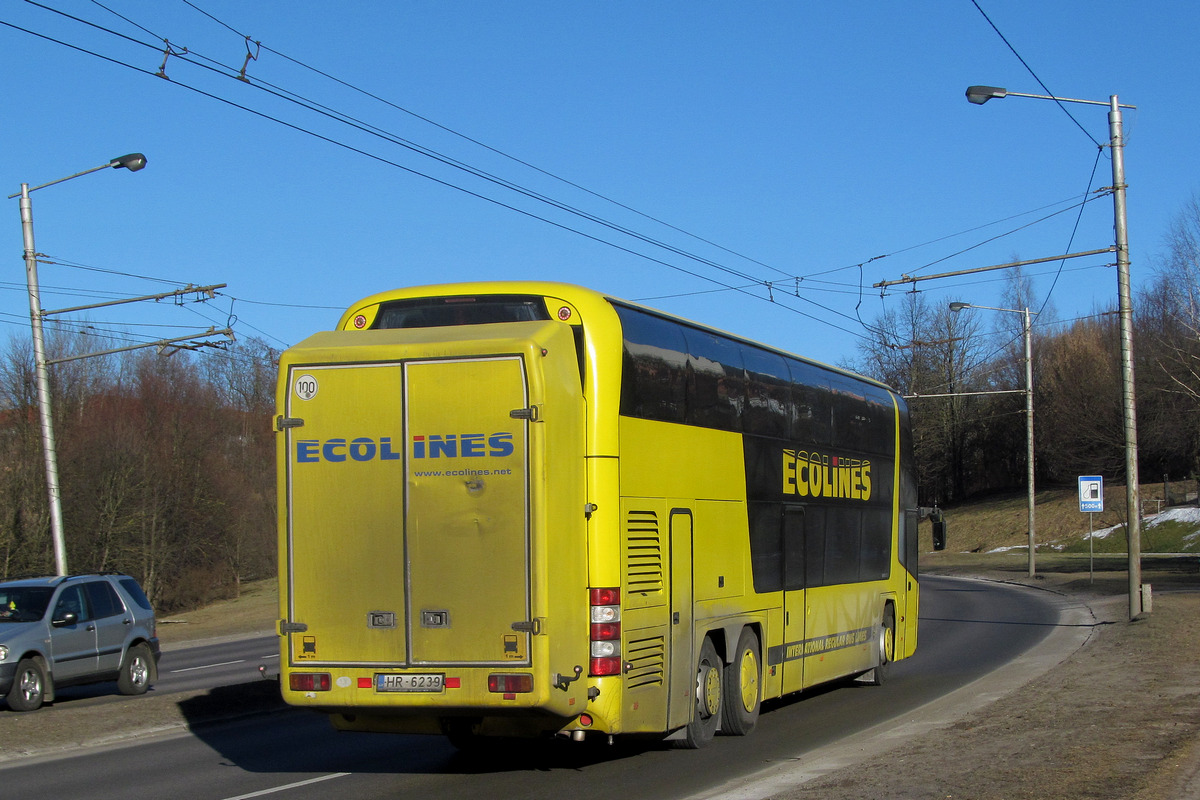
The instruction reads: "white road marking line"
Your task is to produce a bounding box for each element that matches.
[221,773,350,800]
[170,659,245,673]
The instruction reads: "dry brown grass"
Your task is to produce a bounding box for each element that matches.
[156,578,278,645]
[924,479,1198,555]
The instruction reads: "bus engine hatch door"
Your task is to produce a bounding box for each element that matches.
[404,356,532,666]
[284,362,409,667]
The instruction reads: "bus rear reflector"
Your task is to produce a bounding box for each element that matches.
[290,673,331,692]
[488,674,533,693]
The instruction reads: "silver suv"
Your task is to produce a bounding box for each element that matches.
[0,573,160,711]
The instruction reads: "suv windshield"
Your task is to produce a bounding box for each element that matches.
[0,586,54,622]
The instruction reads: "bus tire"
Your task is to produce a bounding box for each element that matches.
[864,605,895,686]
[720,627,761,736]
[677,637,722,748]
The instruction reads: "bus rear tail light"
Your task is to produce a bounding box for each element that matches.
[488,674,534,693]
[589,587,621,676]
[290,672,331,692]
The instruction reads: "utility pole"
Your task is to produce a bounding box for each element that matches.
[12,155,232,576]
[878,87,1145,619]
[1109,96,1143,619]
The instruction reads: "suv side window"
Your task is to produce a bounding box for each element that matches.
[119,578,153,611]
[85,581,125,619]
[53,585,90,623]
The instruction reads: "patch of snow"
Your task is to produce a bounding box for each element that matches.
[1146,507,1200,527]
[1084,524,1121,541]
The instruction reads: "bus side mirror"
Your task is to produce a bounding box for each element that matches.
[932,519,947,551]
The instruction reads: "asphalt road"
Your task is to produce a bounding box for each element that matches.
[1,576,1071,799]
[46,633,280,704]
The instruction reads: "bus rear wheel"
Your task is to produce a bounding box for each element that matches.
[678,637,722,748]
[721,627,761,736]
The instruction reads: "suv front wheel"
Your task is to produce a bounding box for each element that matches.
[8,657,47,711]
[118,643,154,695]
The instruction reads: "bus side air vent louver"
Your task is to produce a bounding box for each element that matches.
[624,510,664,596]
[624,634,666,688]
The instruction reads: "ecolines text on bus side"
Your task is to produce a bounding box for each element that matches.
[781,449,872,501]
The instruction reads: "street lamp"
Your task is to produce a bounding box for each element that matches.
[8,153,148,576]
[967,85,1143,619]
[951,301,1037,577]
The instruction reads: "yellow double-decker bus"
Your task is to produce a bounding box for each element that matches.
[276,281,920,748]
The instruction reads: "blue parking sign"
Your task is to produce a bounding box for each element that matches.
[1079,475,1103,512]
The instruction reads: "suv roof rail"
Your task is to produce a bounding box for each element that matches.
[2,572,134,585]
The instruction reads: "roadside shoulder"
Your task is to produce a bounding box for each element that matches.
[768,588,1200,800]
[689,575,1099,800]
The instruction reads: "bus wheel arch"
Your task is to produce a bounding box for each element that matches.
[720,625,762,736]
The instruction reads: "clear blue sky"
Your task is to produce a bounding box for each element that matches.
[3,1,1197,368]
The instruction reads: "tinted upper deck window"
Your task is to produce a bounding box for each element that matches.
[373,295,551,329]
[616,305,689,424]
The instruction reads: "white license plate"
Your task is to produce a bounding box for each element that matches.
[375,673,445,692]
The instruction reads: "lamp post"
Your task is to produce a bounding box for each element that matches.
[951,302,1036,577]
[967,85,1143,619]
[9,153,147,576]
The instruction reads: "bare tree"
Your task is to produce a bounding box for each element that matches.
[851,293,988,504]
[0,331,278,611]
[1139,194,1200,479]
[1036,316,1124,480]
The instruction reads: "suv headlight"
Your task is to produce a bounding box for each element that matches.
[0,645,8,661]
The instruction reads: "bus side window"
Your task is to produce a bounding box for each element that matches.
[748,502,784,593]
[743,347,792,439]
[616,307,688,424]
[682,328,745,431]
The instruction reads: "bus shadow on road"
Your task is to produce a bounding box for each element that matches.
[176,681,653,776]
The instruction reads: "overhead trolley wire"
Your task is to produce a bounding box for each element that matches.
[970,0,1104,150]
[6,6,876,339]
[8,1,1122,346]
[174,0,802,284]
[176,0,1121,311]
[64,0,775,290]
[12,9,757,290]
